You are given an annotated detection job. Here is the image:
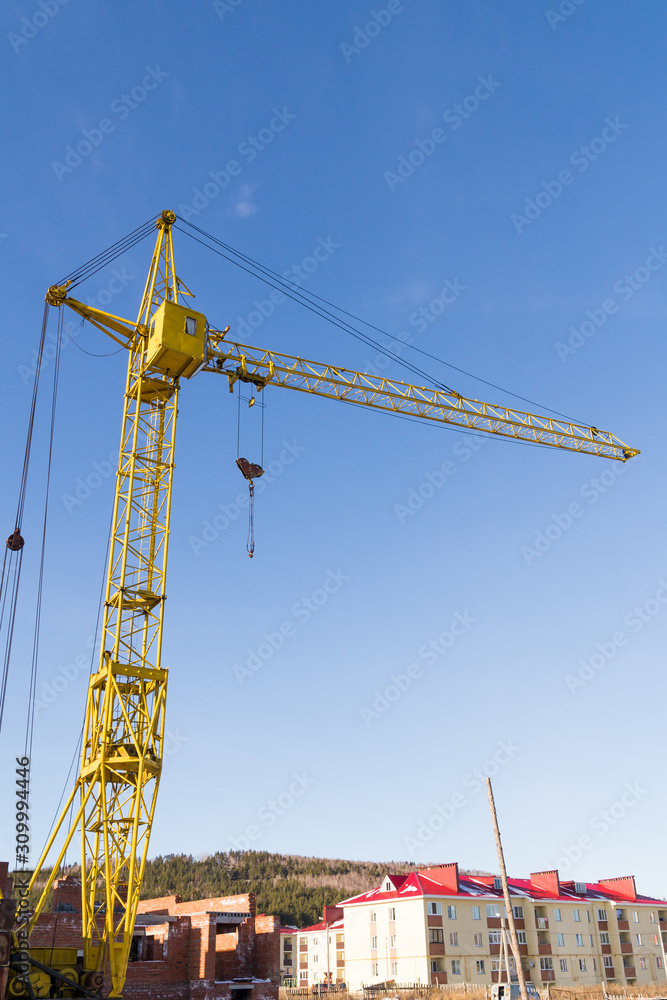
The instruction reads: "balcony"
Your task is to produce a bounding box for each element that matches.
[536,917,549,930]
[620,943,633,955]
[601,945,612,955]
[598,921,608,931]
[487,918,501,929]
[624,967,636,980]
[541,971,555,982]
[431,973,447,985]
[428,915,443,927]
[618,920,629,931]
[490,945,500,956]
[429,943,445,956]
[538,945,552,955]
[605,968,615,979]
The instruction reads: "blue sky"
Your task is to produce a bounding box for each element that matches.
[1,0,666,899]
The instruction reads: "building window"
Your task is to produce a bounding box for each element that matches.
[389,935,396,948]
[604,957,613,969]
[560,959,568,972]
[390,962,398,976]
[540,958,553,971]
[579,959,587,972]
[600,932,610,945]
[587,911,591,923]
[472,906,481,920]
[388,907,396,921]
[300,937,307,947]
[633,912,639,923]
[554,909,562,922]
[650,912,656,923]
[427,902,442,916]
[487,904,501,917]
[593,960,597,971]
[598,908,608,922]
[430,961,441,973]
[370,937,377,950]
[300,972,308,981]
[449,933,458,946]
[476,960,485,974]
[659,958,665,971]
[557,934,564,947]
[451,960,461,975]
[576,934,583,946]
[448,906,457,920]
[313,938,318,946]
[653,934,659,946]
[313,955,318,964]
[429,929,444,944]
[489,931,501,945]
[517,932,526,945]
[370,912,377,923]
[474,933,483,947]
[491,961,500,972]
[589,935,594,946]
[573,910,581,922]
[372,963,378,977]
[513,906,524,919]
[636,934,643,945]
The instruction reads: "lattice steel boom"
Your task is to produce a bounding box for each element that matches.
[20,210,638,999]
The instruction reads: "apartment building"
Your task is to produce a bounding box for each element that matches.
[292,907,345,988]
[338,863,667,993]
[281,925,299,985]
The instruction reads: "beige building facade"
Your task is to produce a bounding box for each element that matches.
[338,864,667,993]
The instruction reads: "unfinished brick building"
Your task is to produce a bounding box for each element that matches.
[12,868,280,1000]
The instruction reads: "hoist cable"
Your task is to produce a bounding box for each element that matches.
[0,303,51,737]
[58,218,156,289]
[25,310,63,761]
[176,217,591,426]
[173,224,453,393]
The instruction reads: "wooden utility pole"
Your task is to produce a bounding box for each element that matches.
[486,778,529,1000]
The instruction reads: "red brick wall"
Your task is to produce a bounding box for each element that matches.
[52,876,82,913]
[254,915,280,984]
[138,895,182,914]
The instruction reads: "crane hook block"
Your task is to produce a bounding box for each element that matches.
[236,457,265,481]
[6,529,25,551]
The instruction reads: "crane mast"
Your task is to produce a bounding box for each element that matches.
[11,210,638,998]
[31,214,181,995]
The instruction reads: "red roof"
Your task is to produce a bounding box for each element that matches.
[338,868,666,907]
[297,918,344,933]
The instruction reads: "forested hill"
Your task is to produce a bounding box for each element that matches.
[140,851,426,928]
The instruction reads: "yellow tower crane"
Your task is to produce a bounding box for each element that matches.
[11,211,639,998]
